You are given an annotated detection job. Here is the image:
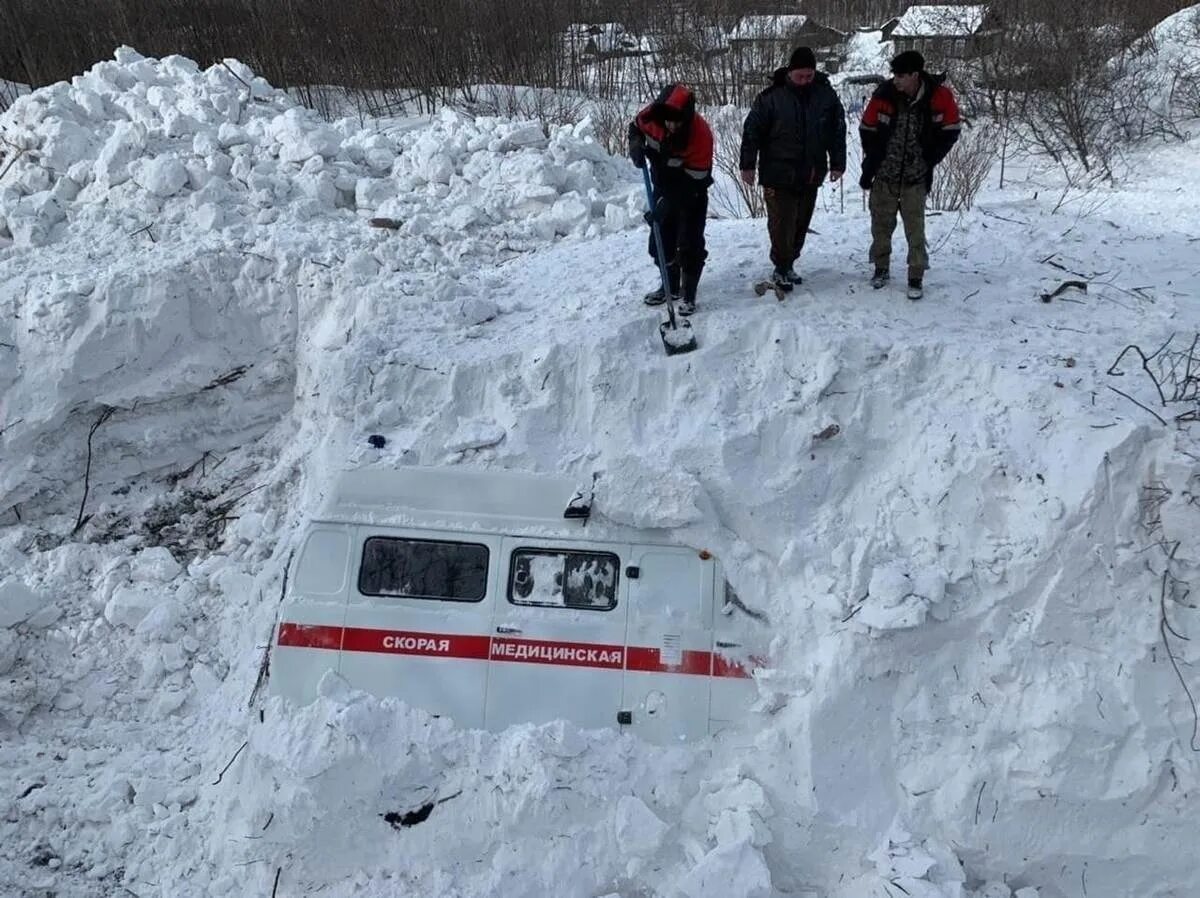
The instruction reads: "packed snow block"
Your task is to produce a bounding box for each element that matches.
[355,177,398,211]
[0,578,45,628]
[857,564,932,630]
[457,297,498,326]
[671,840,772,898]
[134,600,184,642]
[8,193,65,248]
[614,796,668,855]
[446,418,506,454]
[195,202,224,231]
[104,584,161,629]
[131,547,183,582]
[135,154,189,197]
[0,629,18,675]
[94,120,147,189]
[40,119,96,173]
[493,121,547,151]
[271,109,341,163]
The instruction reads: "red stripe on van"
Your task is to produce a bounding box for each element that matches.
[625,647,712,676]
[342,627,491,660]
[278,622,344,651]
[277,622,760,678]
[712,654,755,679]
[490,636,624,669]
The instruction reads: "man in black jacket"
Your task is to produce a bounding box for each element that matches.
[739,46,846,291]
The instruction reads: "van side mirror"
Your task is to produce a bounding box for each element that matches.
[625,566,640,579]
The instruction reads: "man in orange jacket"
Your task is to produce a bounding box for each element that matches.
[859,50,961,300]
[628,83,714,316]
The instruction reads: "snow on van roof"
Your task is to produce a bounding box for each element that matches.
[324,465,586,523]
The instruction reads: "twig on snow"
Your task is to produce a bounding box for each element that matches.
[1106,385,1167,426]
[73,407,115,534]
[211,740,249,785]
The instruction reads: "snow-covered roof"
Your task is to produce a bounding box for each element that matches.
[892,4,987,37]
[323,466,584,525]
[727,14,809,41]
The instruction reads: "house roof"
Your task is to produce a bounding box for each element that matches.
[727,14,809,41]
[892,5,987,37]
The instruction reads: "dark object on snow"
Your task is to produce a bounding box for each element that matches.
[367,434,387,448]
[753,279,788,301]
[382,803,434,829]
[564,472,598,520]
[642,167,697,356]
[1039,280,1088,303]
[369,217,401,229]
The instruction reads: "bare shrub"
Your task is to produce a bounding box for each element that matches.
[466,85,588,132]
[707,104,764,219]
[929,122,998,211]
[589,95,636,158]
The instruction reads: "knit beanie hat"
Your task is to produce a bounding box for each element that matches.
[788,46,817,70]
[890,50,925,74]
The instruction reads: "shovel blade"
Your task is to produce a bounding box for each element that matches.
[659,318,698,355]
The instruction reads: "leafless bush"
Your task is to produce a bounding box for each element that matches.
[929,122,997,211]
[708,104,764,218]
[589,95,636,158]
[467,86,589,133]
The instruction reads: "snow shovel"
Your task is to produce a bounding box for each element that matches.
[642,167,697,356]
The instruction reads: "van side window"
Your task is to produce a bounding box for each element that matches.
[358,537,489,602]
[508,548,619,610]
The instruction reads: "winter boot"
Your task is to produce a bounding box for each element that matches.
[783,266,802,286]
[907,276,923,301]
[644,285,670,306]
[871,268,889,289]
[676,294,696,316]
[771,267,795,293]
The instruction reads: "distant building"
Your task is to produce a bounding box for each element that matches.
[890,5,1001,60]
[727,14,848,73]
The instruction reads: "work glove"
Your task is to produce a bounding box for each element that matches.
[643,195,671,225]
[629,133,647,170]
[859,171,873,191]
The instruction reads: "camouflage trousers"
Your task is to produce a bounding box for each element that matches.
[868,181,928,278]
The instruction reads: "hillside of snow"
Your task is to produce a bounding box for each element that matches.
[2,49,1200,898]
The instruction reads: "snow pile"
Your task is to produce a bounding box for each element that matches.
[2,47,1200,898]
[841,30,894,76]
[0,48,642,511]
[1129,2,1200,117]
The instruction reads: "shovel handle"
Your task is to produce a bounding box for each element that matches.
[642,167,679,330]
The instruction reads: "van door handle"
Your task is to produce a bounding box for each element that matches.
[715,641,740,648]
[496,626,523,634]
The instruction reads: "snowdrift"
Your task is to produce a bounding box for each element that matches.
[2,49,1199,898]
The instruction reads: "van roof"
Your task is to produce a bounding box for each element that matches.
[318,465,590,529]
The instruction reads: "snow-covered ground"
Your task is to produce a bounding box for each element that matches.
[2,47,1200,898]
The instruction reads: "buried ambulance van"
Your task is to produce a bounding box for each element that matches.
[270,466,766,743]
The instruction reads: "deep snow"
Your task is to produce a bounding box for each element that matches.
[1,46,1199,898]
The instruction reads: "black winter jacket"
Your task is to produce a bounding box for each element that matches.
[739,69,847,190]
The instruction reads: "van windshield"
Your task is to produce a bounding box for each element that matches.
[358,537,489,601]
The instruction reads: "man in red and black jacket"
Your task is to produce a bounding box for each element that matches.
[859,50,961,300]
[628,83,714,316]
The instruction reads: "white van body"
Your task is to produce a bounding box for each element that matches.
[270,466,764,743]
